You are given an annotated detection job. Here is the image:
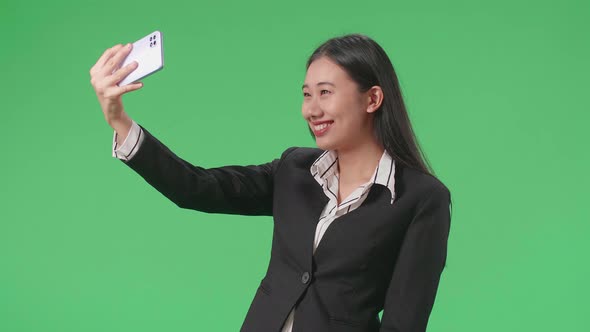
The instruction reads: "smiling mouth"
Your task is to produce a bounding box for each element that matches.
[314,122,332,131]
[311,121,333,137]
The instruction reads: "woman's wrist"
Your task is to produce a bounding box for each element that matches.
[108,113,133,144]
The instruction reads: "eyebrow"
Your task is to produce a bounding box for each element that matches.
[302,82,336,89]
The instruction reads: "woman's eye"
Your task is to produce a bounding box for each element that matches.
[303,91,330,97]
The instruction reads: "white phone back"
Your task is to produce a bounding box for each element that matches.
[118,30,164,86]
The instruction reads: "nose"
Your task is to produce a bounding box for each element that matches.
[303,96,322,120]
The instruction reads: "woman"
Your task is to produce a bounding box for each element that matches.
[90,33,452,332]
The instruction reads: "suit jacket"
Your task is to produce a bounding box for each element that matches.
[121,125,452,332]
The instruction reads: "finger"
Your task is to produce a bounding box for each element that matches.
[97,44,123,68]
[106,60,139,86]
[104,81,143,99]
[91,44,123,75]
[98,44,123,67]
[103,43,133,75]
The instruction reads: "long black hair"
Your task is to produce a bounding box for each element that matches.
[306,33,434,176]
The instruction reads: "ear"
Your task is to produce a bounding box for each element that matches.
[365,86,383,114]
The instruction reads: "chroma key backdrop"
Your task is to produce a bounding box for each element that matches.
[0,0,588,331]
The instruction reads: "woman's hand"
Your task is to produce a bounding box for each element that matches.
[90,43,143,138]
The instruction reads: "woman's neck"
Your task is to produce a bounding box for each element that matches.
[336,139,384,186]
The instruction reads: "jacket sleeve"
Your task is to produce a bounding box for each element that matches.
[379,185,452,332]
[120,124,296,216]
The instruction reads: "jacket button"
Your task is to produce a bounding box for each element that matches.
[301,272,310,284]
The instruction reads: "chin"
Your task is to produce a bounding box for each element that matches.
[314,138,337,151]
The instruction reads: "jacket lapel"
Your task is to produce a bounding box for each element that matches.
[311,184,391,261]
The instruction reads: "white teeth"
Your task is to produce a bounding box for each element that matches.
[314,122,332,131]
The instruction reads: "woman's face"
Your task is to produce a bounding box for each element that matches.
[302,56,377,152]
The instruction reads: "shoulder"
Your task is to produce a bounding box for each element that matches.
[277,146,325,168]
[396,165,451,204]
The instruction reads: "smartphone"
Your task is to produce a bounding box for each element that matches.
[117,30,164,86]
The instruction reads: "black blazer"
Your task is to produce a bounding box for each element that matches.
[121,125,452,332]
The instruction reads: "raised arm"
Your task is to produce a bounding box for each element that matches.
[90,43,294,216]
[380,185,452,332]
[121,124,294,216]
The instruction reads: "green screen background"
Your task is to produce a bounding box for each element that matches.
[1,0,588,331]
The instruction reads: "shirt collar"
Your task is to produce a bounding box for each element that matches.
[310,149,396,204]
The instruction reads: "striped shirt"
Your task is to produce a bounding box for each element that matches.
[111,122,396,331]
[112,120,144,161]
